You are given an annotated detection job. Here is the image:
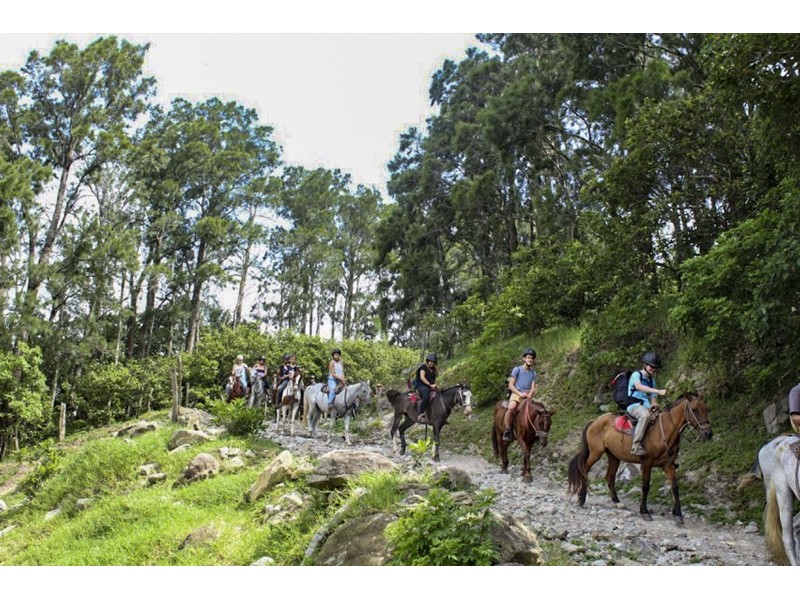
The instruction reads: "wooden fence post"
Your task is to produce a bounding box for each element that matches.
[170,366,180,423]
[59,403,66,442]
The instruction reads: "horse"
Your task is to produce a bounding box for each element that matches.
[305,381,372,445]
[227,374,245,401]
[491,399,554,483]
[739,434,800,565]
[247,368,268,409]
[387,383,473,462]
[276,370,304,436]
[567,392,712,524]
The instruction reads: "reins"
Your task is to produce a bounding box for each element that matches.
[653,396,710,448]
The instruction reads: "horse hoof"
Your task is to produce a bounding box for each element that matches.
[500,468,508,474]
[522,475,532,484]
[673,515,684,526]
[641,512,653,522]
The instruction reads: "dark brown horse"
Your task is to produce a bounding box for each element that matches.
[491,399,554,483]
[567,392,712,524]
[227,375,245,401]
[387,384,473,462]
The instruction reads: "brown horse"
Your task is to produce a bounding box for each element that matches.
[492,399,553,483]
[567,392,712,524]
[227,375,245,401]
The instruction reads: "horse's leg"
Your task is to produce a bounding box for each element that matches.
[398,416,414,456]
[639,461,654,521]
[663,461,683,525]
[498,429,509,474]
[390,410,403,454]
[432,424,441,462]
[289,402,297,437]
[344,414,352,445]
[519,438,532,483]
[604,450,622,504]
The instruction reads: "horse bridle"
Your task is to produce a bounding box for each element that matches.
[524,401,550,438]
[656,396,711,444]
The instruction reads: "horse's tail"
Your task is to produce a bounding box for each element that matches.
[567,421,592,496]
[765,484,791,565]
[737,451,764,490]
[492,419,499,458]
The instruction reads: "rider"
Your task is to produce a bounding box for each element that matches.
[502,348,538,441]
[254,356,268,383]
[628,352,668,456]
[276,353,298,399]
[416,353,439,424]
[328,348,347,407]
[231,354,250,397]
[788,383,800,434]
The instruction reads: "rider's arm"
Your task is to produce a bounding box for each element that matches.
[328,360,336,379]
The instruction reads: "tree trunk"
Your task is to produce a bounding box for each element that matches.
[185,239,207,353]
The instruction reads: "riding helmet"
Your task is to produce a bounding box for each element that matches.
[426,353,437,363]
[282,353,290,361]
[522,348,536,358]
[643,352,662,368]
[332,348,341,356]
[259,356,266,361]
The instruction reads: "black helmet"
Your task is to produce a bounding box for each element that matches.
[643,352,662,368]
[259,356,266,361]
[522,348,536,358]
[282,353,290,361]
[426,353,437,363]
[332,348,341,356]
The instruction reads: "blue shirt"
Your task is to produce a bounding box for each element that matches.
[510,365,537,393]
[628,369,656,407]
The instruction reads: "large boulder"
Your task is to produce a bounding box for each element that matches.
[489,510,544,565]
[177,407,214,430]
[176,453,219,486]
[314,512,397,566]
[167,429,211,450]
[178,525,219,550]
[245,451,294,502]
[306,450,396,489]
[764,395,790,434]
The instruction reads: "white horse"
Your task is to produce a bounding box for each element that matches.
[740,434,800,565]
[305,381,371,445]
[276,370,303,436]
[248,368,268,409]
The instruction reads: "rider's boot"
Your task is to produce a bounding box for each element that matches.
[502,409,513,441]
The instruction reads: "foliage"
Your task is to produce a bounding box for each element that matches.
[385,487,499,566]
[206,398,263,436]
[0,342,49,458]
[17,440,63,497]
[407,438,434,469]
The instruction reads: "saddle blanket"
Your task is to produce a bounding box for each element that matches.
[409,392,419,404]
[614,415,633,434]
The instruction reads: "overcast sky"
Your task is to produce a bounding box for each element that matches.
[0,32,480,198]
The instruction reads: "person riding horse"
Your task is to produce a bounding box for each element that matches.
[627,352,668,456]
[327,348,347,407]
[254,356,268,383]
[415,353,439,424]
[276,353,299,400]
[502,348,537,441]
[230,354,249,398]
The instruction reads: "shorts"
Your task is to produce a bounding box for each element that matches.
[509,392,529,404]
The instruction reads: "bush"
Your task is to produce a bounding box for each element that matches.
[385,488,498,566]
[207,398,264,436]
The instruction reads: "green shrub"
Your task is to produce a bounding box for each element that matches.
[207,398,263,436]
[385,488,498,566]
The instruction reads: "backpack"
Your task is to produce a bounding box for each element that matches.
[611,370,635,411]
[407,363,424,390]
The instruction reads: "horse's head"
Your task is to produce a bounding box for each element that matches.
[682,392,712,441]
[530,402,553,447]
[456,383,473,417]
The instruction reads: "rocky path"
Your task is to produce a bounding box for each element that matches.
[259,415,772,566]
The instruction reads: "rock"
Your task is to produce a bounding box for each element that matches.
[763,396,790,434]
[0,524,17,537]
[306,449,396,489]
[176,453,219,486]
[224,456,245,470]
[169,444,192,454]
[167,429,211,450]
[115,421,160,437]
[489,511,544,566]
[148,473,167,485]
[433,465,472,491]
[138,463,161,477]
[0,499,7,513]
[178,525,219,550]
[314,512,397,565]
[177,407,214,430]
[219,447,241,458]
[263,492,309,524]
[74,498,93,512]
[45,507,62,521]
[245,451,294,502]
[250,556,275,566]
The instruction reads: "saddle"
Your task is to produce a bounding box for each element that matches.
[790,438,800,461]
[321,382,345,395]
[409,391,420,404]
[614,415,634,434]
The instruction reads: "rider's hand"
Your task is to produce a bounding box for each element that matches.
[659,388,667,396]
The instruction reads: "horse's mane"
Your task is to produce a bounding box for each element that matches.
[441,384,468,393]
[663,392,699,412]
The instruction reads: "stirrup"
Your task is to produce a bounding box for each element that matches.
[502,428,513,441]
